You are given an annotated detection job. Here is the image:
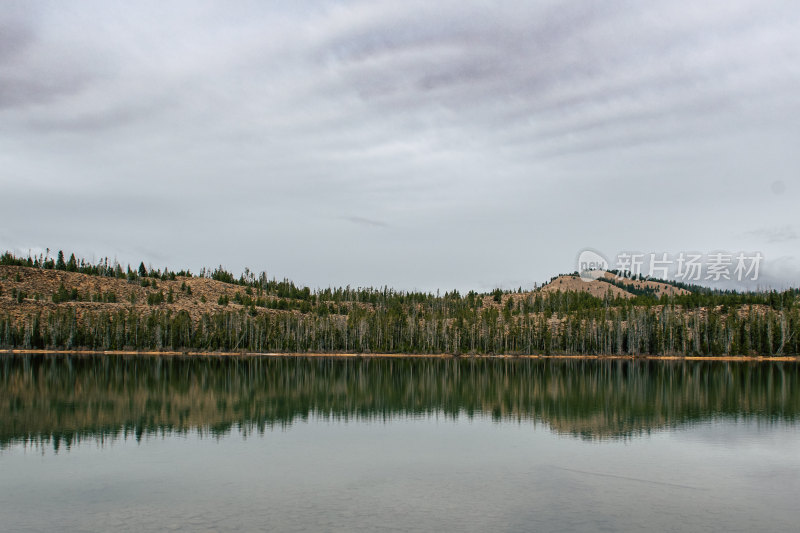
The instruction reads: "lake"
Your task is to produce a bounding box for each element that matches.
[1,354,798,532]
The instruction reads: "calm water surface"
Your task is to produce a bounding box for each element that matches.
[1,355,799,532]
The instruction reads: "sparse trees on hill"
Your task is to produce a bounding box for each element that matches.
[1,249,799,355]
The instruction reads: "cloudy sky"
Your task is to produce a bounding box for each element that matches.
[2,0,799,291]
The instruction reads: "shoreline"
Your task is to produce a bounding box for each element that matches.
[1,349,798,362]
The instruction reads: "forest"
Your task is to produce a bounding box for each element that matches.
[1,250,798,356]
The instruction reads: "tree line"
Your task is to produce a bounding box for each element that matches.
[1,301,797,356]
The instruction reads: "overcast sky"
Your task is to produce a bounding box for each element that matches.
[2,0,799,292]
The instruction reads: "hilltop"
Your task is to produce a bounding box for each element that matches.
[539,272,691,299]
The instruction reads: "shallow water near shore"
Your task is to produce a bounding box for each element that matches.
[2,354,799,532]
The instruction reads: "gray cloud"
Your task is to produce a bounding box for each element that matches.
[0,5,105,110]
[343,216,390,228]
[1,0,799,291]
[0,14,34,65]
[745,226,799,244]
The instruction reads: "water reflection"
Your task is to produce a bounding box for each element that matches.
[2,354,798,449]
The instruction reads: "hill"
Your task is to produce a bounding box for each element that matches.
[539,272,691,299]
[0,264,327,325]
[1,250,798,356]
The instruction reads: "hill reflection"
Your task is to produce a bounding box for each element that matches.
[2,354,798,449]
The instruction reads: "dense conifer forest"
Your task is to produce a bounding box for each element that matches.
[0,250,798,356]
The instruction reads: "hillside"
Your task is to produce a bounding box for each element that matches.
[0,264,327,325]
[1,265,688,325]
[1,252,798,356]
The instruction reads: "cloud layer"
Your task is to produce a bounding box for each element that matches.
[2,0,799,290]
